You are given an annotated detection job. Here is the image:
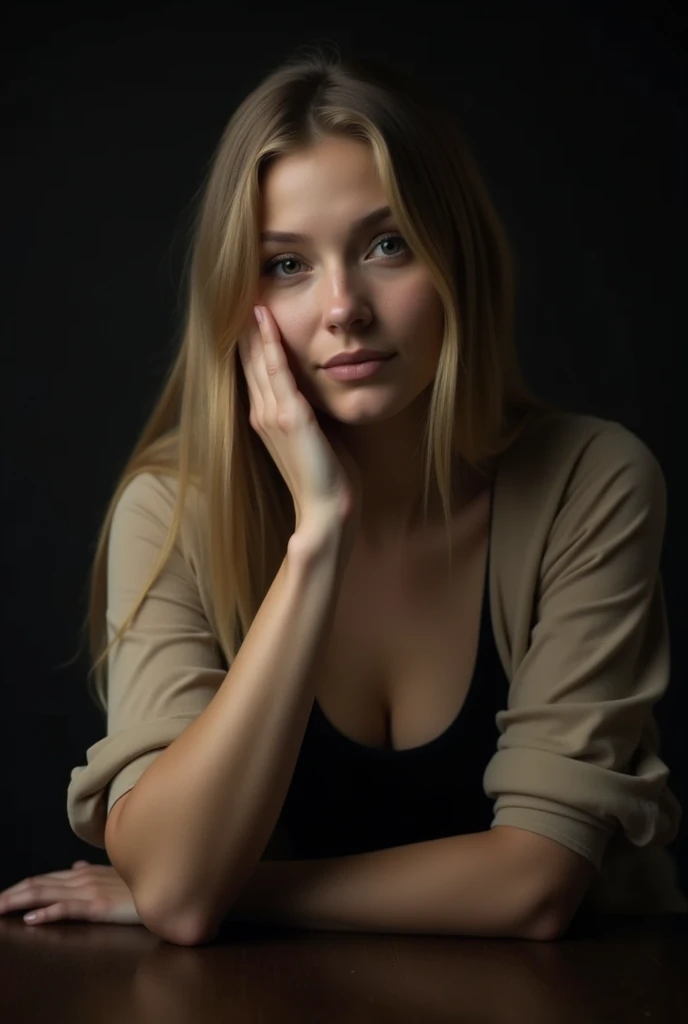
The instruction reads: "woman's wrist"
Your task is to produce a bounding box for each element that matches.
[289,508,351,564]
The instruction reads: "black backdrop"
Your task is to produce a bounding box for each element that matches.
[2,2,686,898]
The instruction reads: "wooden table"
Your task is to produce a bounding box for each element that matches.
[0,912,685,1022]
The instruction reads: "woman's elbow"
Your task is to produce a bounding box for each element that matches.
[138,899,213,946]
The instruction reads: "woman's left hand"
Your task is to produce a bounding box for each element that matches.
[0,861,142,925]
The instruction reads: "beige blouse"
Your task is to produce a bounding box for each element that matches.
[67,410,687,914]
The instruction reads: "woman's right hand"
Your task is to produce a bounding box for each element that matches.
[238,305,362,540]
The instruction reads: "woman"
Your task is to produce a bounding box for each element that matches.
[1,45,684,944]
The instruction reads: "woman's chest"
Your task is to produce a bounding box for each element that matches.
[315,500,491,752]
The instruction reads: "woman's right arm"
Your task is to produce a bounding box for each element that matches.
[105,515,347,946]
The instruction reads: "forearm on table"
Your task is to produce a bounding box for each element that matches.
[106,519,347,943]
[219,829,553,941]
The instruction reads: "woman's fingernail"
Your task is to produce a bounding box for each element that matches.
[254,306,263,324]
[24,912,37,922]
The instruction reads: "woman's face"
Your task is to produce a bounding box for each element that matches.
[255,136,445,426]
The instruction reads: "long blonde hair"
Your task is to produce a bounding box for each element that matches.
[66,43,557,714]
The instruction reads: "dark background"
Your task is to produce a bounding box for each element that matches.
[2,2,686,896]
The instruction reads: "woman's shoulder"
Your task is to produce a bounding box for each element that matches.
[116,469,179,508]
[492,408,665,552]
[115,469,206,519]
[498,408,662,492]
[111,469,208,564]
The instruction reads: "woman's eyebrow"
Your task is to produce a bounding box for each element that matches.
[260,205,393,244]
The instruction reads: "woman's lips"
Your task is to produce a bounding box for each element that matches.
[321,354,397,381]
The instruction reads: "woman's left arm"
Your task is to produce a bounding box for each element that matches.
[483,424,680,914]
[219,425,679,943]
[222,825,593,941]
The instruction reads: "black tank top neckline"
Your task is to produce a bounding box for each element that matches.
[311,478,496,758]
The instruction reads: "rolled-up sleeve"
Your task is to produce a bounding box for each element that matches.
[67,473,227,848]
[483,426,682,870]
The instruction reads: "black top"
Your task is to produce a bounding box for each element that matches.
[275,482,510,860]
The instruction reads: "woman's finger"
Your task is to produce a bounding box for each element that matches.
[0,863,101,903]
[237,328,264,427]
[0,882,93,914]
[0,870,116,912]
[0,873,79,905]
[249,309,277,418]
[257,307,302,418]
[23,898,112,925]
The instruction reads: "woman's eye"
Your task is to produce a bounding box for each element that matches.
[261,232,408,279]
